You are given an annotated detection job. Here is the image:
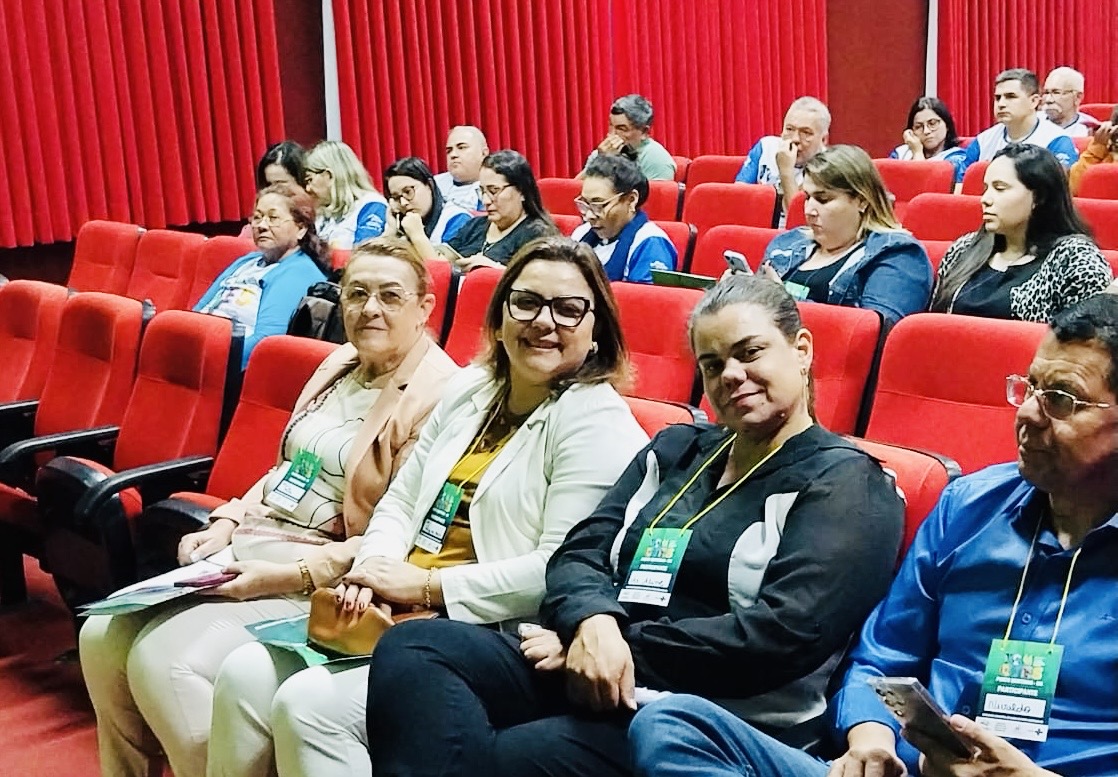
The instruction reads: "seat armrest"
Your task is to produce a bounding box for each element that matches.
[136,495,222,577]
[0,399,38,453]
[0,425,119,487]
[70,455,215,528]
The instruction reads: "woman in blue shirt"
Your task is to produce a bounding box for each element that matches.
[381,156,473,250]
[194,183,327,368]
[889,97,968,182]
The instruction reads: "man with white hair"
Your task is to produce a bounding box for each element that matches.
[1042,67,1099,138]
[435,125,489,211]
[735,96,830,217]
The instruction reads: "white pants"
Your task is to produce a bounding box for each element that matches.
[79,595,308,777]
[209,642,370,777]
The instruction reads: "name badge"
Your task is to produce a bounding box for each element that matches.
[414,482,464,555]
[975,638,1064,742]
[617,528,692,607]
[263,450,323,514]
[783,280,810,301]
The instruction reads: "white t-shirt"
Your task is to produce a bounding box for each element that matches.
[195,257,279,337]
[434,172,483,212]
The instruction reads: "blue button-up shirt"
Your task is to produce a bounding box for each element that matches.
[829,463,1118,776]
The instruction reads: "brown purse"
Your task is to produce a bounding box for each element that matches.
[306,588,439,657]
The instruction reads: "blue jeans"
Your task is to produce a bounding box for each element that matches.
[629,695,831,777]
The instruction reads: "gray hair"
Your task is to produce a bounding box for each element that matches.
[611,94,654,130]
[1046,66,1085,93]
[786,96,832,133]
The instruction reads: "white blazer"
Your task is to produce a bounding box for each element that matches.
[354,366,649,625]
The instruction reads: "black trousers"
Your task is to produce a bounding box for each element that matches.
[367,618,633,777]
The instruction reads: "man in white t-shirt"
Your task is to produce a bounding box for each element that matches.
[434,126,489,211]
[1042,66,1100,138]
[959,68,1078,184]
[735,96,829,217]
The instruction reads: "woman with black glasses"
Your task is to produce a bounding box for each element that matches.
[203,236,648,777]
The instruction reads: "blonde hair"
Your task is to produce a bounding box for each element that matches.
[802,145,905,236]
[305,141,378,220]
[342,237,430,297]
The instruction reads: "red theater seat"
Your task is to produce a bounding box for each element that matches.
[552,214,584,236]
[686,155,748,188]
[920,240,955,275]
[682,183,779,236]
[872,158,956,203]
[187,236,257,308]
[646,180,684,221]
[1073,198,1118,250]
[689,225,780,276]
[1080,103,1116,122]
[785,190,806,229]
[68,220,144,294]
[538,178,583,217]
[1076,164,1118,200]
[624,396,700,437]
[443,267,503,366]
[125,229,208,310]
[863,313,1047,474]
[672,156,692,183]
[903,194,983,241]
[425,259,460,344]
[612,282,703,403]
[960,161,988,196]
[651,220,696,270]
[0,281,69,404]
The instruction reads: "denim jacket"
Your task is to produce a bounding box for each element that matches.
[763,229,933,327]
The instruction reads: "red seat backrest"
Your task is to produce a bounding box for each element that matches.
[1101,249,1118,276]
[424,259,458,343]
[553,214,584,237]
[113,310,241,471]
[1080,103,1116,122]
[798,301,882,436]
[68,220,144,294]
[538,178,583,217]
[646,181,684,221]
[872,159,956,203]
[690,225,780,276]
[1073,136,1091,153]
[920,240,954,275]
[1073,197,1118,250]
[864,313,1047,474]
[187,236,257,308]
[849,436,958,561]
[205,335,339,500]
[672,156,692,183]
[0,281,69,402]
[686,155,748,187]
[624,396,694,437]
[34,292,146,436]
[903,194,983,241]
[1076,164,1118,200]
[125,229,208,311]
[681,183,778,236]
[612,282,703,402]
[960,161,988,196]
[331,248,352,271]
[785,190,807,228]
[650,220,695,271]
[443,267,504,366]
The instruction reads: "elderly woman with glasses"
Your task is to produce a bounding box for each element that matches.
[194,183,328,368]
[80,238,460,777]
[571,155,678,283]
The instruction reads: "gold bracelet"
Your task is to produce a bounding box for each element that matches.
[296,559,315,596]
[423,569,434,609]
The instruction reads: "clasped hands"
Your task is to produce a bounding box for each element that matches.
[334,558,433,616]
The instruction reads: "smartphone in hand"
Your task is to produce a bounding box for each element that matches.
[723,250,752,275]
[173,572,238,588]
[867,676,977,759]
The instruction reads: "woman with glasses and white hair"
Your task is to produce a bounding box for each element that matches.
[81,238,459,777]
[194,183,328,368]
[304,140,389,250]
[571,155,678,283]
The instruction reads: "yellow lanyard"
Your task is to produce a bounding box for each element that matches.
[647,433,784,534]
[1002,516,1083,646]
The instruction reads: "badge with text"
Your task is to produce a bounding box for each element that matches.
[783,280,810,301]
[263,450,323,513]
[414,482,464,554]
[975,639,1064,742]
[617,528,693,606]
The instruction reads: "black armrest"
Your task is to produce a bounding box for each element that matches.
[0,425,119,487]
[136,495,220,578]
[0,399,38,452]
[71,455,215,527]
[0,399,39,420]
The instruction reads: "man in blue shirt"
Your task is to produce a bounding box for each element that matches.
[629,293,1118,777]
[959,69,1079,185]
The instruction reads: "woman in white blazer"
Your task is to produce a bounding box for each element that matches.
[205,236,650,777]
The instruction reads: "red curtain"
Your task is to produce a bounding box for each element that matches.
[332,0,828,180]
[0,0,286,248]
[939,0,1118,135]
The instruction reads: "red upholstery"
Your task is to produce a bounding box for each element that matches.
[187,236,256,308]
[624,396,694,437]
[1073,136,1091,153]
[1072,198,1118,250]
[68,220,144,294]
[872,158,956,203]
[0,281,69,402]
[646,181,684,221]
[681,183,779,236]
[785,190,807,228]
[1076,164,1118,199]
[864,313,1047,474]
[849,437,957,561]
[798,301,882,436]
[651,220,696,271]
[689,225,780,276]
[538,178,583,217]
[124,229,208,310]
[686,155,748,187]
[1101,250,1118,276]
[612,282,703,402]
[425,259,457,343]
[960,160,988,195]
[918,240,954,275]
[443,267,503,366]
[331,248,353,271]
[672,156,691,183]
[903,194,983,241]
[553,214,584,236]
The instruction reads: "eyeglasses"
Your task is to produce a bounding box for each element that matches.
[1005,375,1112,420]
[250,213,293,227]
[480,183,512,200]
[340,285,417,312]
[388,185,419,204]
[573,192,624,218]
[1041,88,1079,97]
[912,118,943,133]
[506,289,593,328]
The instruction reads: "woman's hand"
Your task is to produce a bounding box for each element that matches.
[903,128,925,157]
[519,626,566,671]
[458,254,503,272]
[202,559,301,600]
[339,558,432,607]
[177,518,236,565]
[564,614,636,712]
[757,262,783,283]
[399,211,425,240]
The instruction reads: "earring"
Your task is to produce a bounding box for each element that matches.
[589,342,599,356]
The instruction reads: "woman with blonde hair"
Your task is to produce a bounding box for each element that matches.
[759,144,932,327]
[304,140,388,250]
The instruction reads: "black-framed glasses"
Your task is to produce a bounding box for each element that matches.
[341,285,417,312]
[506,289,593,328]
[573,192,624,218]
[912,118,943,133]
[1005,375,1112,420]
